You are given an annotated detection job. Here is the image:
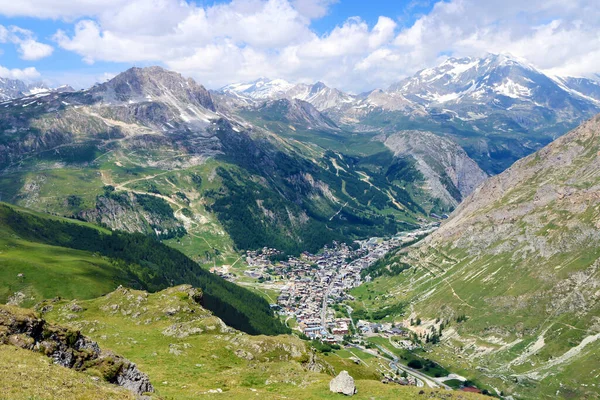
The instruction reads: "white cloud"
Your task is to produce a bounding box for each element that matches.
[387,0,600,81]
[0,25,54,60]
[17,39,54,60]
[0,65,41,80]
[2,0,599,91]
[0,1,134,20]
[291,0,338,19]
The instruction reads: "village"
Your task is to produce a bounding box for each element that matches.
[207,222,485,391]
[206,224,469,388]
[213,225,439,343]
[211,226,436,338]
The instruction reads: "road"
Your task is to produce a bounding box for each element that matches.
[374,344,452,390]
[321,275,336,327]
[345,305,357,332]
[345,342,454,389]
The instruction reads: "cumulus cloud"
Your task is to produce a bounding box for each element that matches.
[17,39,54,60]
[2,0,600,91]
[0,25,54,60]
[0,65,41,80]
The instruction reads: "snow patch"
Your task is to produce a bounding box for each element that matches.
[493,79,532,99]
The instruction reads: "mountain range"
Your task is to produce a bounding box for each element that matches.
[223,54,600,125]
[1,53,597,263]
[0,78,73,101]
[222,53,600,174]
[1,51,600,399]
[0,65,455,267]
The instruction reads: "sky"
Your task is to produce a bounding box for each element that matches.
[0,0,598,92]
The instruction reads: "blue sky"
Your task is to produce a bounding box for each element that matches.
[0,0,597,92]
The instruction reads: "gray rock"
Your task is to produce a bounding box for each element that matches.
[115,362,154,395]
[383,130,488,206]
[0,306,154,395]
[329,370,356,396]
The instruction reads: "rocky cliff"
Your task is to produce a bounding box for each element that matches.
[382,130,488,206]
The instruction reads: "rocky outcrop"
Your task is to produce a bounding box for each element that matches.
[0,305,154,395]
[383,130,488,206]
[79,191,185,239]
[256,98,340,131]
[329,370,357,396]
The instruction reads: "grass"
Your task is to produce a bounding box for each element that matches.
[0,204,127,307]
[35,285,486,400]
[0,237,128,308]
[0,346,135,400]
[444,379,464,389]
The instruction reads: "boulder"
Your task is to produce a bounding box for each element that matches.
[329,370,356,396]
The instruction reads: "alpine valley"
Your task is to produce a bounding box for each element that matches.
[0,52,599,400]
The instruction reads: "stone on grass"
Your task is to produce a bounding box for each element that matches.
[329,370,356,396]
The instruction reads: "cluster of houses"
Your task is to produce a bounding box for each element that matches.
[269,237,422,342]
[218,225,440,347]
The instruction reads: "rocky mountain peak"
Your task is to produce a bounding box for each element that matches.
[0,77,67,101]
[94,66,215,111]
[311,81,327,92]
[382,130,488,206]
[258,97,340,130]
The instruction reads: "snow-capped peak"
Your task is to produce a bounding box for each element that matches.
[381,52,600,123]
[221,78,356,111]
[26,86,51,95]
[221,77,294,100]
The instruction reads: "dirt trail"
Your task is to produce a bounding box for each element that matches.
[443,278,476,309]
[355,171,405,211]
[111,171,172,191]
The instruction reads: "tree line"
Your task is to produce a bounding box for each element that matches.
[0,204,289,336]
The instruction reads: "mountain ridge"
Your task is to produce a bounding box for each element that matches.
[219,53,600,175]
[350,113,600,399]
[0,65,434,262]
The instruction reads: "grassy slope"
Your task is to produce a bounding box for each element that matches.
[0,346,135,400]
[349,116,600,399]
[0,202,288,336]
[39,285,484,400]
[0,156,241,268]
[0,203,125,308]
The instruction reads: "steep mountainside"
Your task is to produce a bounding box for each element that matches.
[353,114,600,399]
[0,202,288,335]
[0,66,430,262]
[381,131,488,206]
[253,98,341,131]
